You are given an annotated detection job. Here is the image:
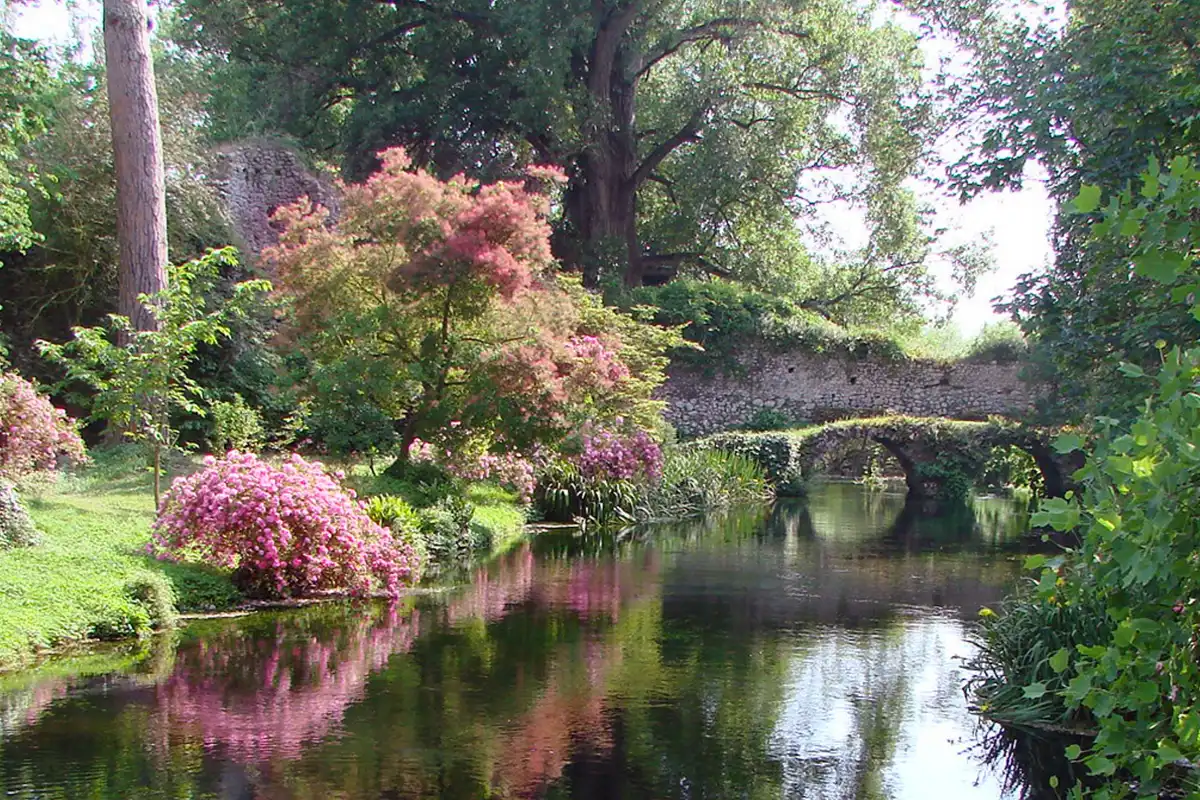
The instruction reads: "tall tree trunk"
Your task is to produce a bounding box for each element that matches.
[104,0,168,334]
[567,7,643,288]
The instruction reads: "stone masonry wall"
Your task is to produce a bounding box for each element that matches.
[212,141,341,260]
[661,344,1041,437]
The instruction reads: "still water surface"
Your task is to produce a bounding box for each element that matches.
[0,484,1051,799]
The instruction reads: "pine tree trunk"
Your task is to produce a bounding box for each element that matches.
[104,0,168,333]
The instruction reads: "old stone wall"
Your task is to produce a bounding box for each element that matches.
[212,141,340,260]
[661,345,1040,437]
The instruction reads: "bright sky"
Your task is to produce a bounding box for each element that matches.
[8,0,1056,335]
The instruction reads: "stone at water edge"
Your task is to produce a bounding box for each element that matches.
[0,481,40,549]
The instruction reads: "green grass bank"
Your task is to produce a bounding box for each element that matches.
[0,450,529,671]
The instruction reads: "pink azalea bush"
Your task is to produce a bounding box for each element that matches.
[152,452,417,599]
[0,372,87,481]
[578,429,663,483]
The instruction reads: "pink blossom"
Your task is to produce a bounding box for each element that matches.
[152,452,418,599]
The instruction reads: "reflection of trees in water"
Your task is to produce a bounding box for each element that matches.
[770,616,987,800]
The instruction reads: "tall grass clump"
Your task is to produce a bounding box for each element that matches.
[641,449,772,521]
[965,577,1114,731]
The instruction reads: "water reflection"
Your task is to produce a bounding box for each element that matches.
[0,484,1053,799]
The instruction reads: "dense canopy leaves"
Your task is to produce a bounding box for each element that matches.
[170,0,970,311]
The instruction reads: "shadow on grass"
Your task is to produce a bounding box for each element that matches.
[137,555,243,613]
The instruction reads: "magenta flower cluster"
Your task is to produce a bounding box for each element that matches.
[152,452,417,599]
[578,429,662,483]
[0,372,87,481]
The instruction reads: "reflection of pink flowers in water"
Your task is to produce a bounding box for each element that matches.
[0,678,72,737]
[158,607,419,761]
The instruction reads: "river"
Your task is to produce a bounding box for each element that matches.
[0,482,1063,799]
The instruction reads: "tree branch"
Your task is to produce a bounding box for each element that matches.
[744,81,848,104]
[636,17,765,78]
[630,104,708,189]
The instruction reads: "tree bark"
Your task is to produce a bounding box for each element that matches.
[104,0,168,333]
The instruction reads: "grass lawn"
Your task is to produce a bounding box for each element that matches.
[0,454,239,670]
[0,448,529,670]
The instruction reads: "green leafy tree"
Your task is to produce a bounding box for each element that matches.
[946,0,1200,420]
[268,149,679,464]
[1000,161,1200,798]
[0,31,50,255]
[0,42,231,374]
[168,0,978,305]
[38,247,270,506]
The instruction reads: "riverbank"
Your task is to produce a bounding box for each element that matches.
[0,451,528,671]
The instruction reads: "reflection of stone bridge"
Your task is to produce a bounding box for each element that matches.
[702,416,1079,510]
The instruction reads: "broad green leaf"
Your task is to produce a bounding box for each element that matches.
[1053,433,1085,454]
[1113,622,1135,647]
[1023,682,1048,699]
[1072,184,1102,214]
[1085,755,1116,776]
[1156,743,1183,764]
[1133,251,1187,283]
[1049,648,1070,674]
[1065,744,1082,760]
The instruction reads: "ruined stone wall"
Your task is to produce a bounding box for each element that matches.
[212,141,340,260]
[661,344,1040,437]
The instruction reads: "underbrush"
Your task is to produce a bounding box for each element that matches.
[965,577,1114,730]
[534,447,772,524]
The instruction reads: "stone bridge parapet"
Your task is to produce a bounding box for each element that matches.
[661,345,1043,437]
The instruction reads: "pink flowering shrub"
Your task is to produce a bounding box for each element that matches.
[578,429,663,483]
[152,452,417,599]
[0,372,87,481]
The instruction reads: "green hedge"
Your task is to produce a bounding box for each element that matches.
[690,431,808,495]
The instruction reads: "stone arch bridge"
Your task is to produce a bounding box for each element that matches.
[700,416,1078,512]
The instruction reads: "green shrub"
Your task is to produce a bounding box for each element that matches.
[962,321,1028,364]
[419,496,484,564]
[965,579,1115,729]
[534,460,641,524]
[694,431,806,493]
[208,394,265,452]
[123,571,178,630]
[365,494,428,578]
[740,408,794,432]
[641,448,772,520]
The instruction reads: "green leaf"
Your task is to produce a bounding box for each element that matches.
[1023,682,1048,699]
[1156,743,1184,763]
[1133,251,1187,283]
[1113,622,1135,647]
[1050,648,1070,674]
[1065,744,1082,760]
[1024,553,1048,570]
[1072,184,1102,214]
[1053,433,1085,454]
[1085,755,1116,776]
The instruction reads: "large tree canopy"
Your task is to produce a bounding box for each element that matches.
[170,0,972,309]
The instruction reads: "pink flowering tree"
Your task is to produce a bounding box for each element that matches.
[265,148,681,467]
[152,452,417,599]
[0,371,87,482]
